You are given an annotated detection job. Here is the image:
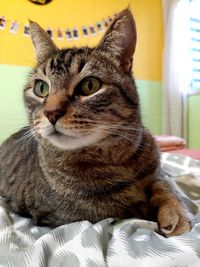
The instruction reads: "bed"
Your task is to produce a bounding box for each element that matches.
[0,153,200,267]
[154,135,200,160]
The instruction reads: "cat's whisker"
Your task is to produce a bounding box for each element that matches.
[13,128,36,144]
[66,118,143,131]
[92,122,142,133]
[13,133,32,144]
[99,126,153,148]
[21,133,35,144]
[23,133,34,146]
[101,128,136,145]
[102,124,142,132]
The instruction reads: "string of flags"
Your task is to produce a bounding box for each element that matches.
[0,14,116,41]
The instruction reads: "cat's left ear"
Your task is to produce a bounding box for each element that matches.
[29,20,58,64]
[97,8,137,73]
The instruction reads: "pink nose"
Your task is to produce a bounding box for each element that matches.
[44,108,65,125]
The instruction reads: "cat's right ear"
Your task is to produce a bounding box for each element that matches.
[29,21,58,64]
[97,8,137,73]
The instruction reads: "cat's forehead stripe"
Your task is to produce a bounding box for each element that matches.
[46,49,89,75]
[78,59,85,73]
[36,48,121,86]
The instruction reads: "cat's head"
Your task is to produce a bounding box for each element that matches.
[24,9,141,150]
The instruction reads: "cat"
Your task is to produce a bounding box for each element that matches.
[0,9,193,237]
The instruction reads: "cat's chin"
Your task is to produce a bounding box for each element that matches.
[45,131,105,150]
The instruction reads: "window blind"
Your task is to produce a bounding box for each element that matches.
[190,6,200,90]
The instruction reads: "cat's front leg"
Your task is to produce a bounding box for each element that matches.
[150,178,194,237]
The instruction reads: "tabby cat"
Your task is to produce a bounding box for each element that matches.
[0,9,193,237]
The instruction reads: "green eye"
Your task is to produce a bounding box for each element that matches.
[34,80,49,98]
[80,77,101,96]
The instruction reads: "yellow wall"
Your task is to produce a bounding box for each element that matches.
[0,0,163,81]
[133,0,163,81]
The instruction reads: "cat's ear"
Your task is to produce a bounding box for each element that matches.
[29,21,58,64]
[97,8,137,73]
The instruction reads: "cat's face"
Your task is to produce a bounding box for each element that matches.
[24,9,140,150]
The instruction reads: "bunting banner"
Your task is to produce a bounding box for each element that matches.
[0,14,116,41]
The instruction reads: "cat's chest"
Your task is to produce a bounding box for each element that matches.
[43,164,148,207]
[42,169,149,224]
[44,163,137,194]
[37,161,150,225]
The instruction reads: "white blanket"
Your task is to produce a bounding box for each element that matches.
[0,153,200,267]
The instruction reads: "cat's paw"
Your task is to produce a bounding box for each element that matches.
[157,202,194,237]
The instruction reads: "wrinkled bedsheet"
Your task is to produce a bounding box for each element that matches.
[0,153,200,267]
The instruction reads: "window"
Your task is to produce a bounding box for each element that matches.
[189,0,200,92]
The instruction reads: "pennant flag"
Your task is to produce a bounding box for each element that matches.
[23,25,30,36]
[108,16,113,22]
[73,28,79,39]
[96,22,103,32]
[103,19,108,28]
[65,29,73,40]
[82,26,89,37]
[89,26,96,35]
[46,28,53,39]
[57,28,63,40]
[10,21,19,33]
[0,16,6,29]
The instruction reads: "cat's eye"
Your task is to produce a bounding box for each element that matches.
[79,77,101,96]
[34,80,49,98]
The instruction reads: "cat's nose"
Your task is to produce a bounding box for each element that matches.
[44,92,68,125]
[44,108,66,125]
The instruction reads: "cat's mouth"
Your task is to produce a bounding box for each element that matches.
[48,129,77,140]
[41,126,105,150]
[46,129,79,150]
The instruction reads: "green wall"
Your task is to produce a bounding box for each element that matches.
[0,65,30,143]
[0,64,163,144]
[137,80,162,135]
[188,95,200,148]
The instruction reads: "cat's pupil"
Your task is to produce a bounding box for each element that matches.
[88,81,93,91]
[40,83,44,92]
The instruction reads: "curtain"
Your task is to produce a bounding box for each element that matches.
[162,0,191,141]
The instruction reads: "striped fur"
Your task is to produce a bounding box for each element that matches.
[0,9,193,236]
